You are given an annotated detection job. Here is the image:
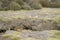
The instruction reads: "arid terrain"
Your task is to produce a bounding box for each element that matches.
[0,0,60,40]
[0,8,60,40]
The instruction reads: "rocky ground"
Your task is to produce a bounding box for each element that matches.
[0,30,60,40]
[0,8,60,40]
[0,8,60,30]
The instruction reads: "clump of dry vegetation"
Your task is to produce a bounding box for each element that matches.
[0,0,60,10]
[0,0,42,10]
[2,30,40,40]
[48,30,60,40]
